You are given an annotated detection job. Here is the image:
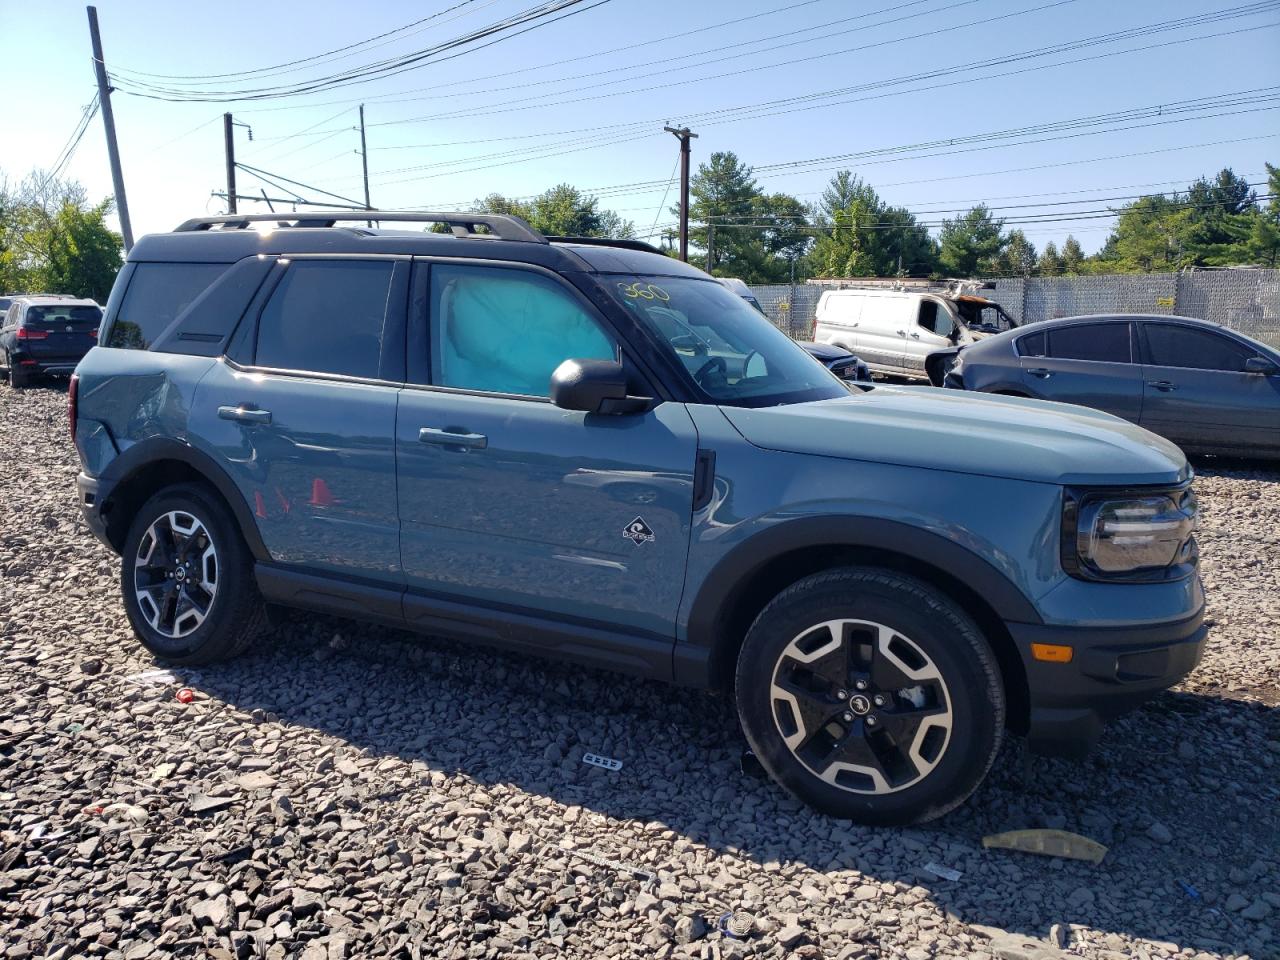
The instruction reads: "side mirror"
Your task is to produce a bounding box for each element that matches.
[1244,356,1277,375]
[550,359,648,414]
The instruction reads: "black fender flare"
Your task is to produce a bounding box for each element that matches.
[680,515,1043,682]
[99,436,270,560]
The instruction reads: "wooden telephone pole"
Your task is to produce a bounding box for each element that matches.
[663,126,697,262]
[86,6,133,250]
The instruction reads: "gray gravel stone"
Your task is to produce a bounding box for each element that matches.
[1,384,1277,960]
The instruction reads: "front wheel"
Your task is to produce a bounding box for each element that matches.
[121,483,266,665]
[735,567,1005,825]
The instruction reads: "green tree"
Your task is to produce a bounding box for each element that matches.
[810,171,936,277]
[938,204,1005,277]
[1242,164,1280,267]
[1060,235,1085,274]
[996,230,1037,276]
[0,173,122,300]
[1036,240,1061,277]
[685,151,761,277]
[471,184,633,239]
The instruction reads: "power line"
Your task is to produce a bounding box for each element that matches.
[110,0,611,102]
[368,88,1279,193]
[40,94,100,186]
[227,0,831,114]
[328,14,1278,190]
[369,1,1274,127]
[109,1,491,82]
[634,195,1277,239]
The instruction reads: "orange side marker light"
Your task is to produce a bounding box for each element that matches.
[1031,643,1073,663]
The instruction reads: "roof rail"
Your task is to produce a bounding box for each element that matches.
[172,211,547,244]
[544,236,666,255]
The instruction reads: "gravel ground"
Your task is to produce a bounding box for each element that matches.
[1,383,1277,960]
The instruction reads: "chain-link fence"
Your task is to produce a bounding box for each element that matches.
[750,269,1280,347]
[749,284,823,338]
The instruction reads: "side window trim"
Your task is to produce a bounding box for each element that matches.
[407,256,647,401]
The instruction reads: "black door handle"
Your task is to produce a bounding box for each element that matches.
[218,405,272,424]
[419,427,487,449]
[1026,367,1052,379]
[1147,380,1177,392]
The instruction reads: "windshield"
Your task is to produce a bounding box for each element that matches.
[608,275,847,407]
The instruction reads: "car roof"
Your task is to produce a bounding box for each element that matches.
[1010,313,1213,334]
[130,214,710,280]
[14,296,100,306]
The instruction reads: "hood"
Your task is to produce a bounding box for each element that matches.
[719,387,1188,486]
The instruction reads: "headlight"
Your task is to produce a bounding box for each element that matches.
[1062,486,1198,581]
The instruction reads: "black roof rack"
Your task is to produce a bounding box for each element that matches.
[544,236,666,255]
[172,211,547,244]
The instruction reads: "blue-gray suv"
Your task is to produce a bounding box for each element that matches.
[71,212,1205,825]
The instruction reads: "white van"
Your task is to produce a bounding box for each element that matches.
[813,290,982,379]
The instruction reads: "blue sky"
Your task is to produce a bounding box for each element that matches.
[2,0,1278,253]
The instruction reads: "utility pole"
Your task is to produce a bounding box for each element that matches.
[663,126,696,262]
[705,223,715,272]
[223,113,237,214]
[86,6,133,251]
[358,105,371,213]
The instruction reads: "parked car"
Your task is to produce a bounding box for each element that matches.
[1,296,102,388]
[72,212,1204,825]
[719,277,765,313]
[797,340,872,384]
[814,288,1016,381]
[933,314,1280,459]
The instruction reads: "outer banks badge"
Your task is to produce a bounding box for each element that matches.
[623,517,655,545]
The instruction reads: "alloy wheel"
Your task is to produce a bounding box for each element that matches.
[769,618,953,794]
[133,510,218,641]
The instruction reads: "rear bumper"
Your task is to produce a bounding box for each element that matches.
[11,352,82,376]
[1012,606,1207,758]
[77,472,116,551]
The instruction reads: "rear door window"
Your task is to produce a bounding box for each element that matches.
[109,263,228,350]
[1047,323,1131,363]
[254,260,394,379]
[1142,324,1257,372]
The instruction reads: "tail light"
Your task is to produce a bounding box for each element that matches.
[69,374,79,441]
[15,326,48,340]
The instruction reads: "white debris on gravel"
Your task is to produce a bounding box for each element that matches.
[1,383,1278,959]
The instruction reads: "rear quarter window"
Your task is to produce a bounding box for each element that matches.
[108,262,229,350]
[1017,331,1045,357]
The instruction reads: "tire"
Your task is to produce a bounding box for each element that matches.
[120,483,266,665]
[735,567,1004,825]
[8,362,33,389]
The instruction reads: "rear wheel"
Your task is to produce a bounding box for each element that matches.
[8,362,34,389]
[121,483,266,664]
[735,567,1004,825]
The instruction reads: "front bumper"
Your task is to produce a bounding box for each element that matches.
[77,472,115,551]
[1012,605,1207,758]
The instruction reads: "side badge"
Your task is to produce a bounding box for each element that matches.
[623,517,655,546]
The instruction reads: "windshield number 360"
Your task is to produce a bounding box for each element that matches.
[617,281,670,301]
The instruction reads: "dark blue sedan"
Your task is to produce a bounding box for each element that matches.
[933,314,1280,459]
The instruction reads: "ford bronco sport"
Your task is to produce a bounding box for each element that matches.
[72,212,1205,825]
